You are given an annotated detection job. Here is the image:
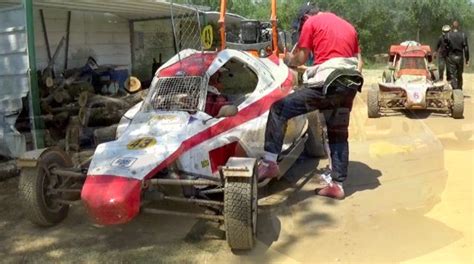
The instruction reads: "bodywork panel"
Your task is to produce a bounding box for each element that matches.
[82,49,298,225]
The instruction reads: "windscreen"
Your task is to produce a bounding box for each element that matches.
[399,57,427,70]
[144,76,206,111]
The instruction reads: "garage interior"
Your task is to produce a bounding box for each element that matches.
[0,0,223,169]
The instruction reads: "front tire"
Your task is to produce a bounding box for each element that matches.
[18,149,72,226]
[451,89,464,119]
[224,171,257,250]
[368,85,380,118]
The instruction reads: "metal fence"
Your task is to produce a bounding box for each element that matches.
[149,76,206,111]
[170,1,203,52]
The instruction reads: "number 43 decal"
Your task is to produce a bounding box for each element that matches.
[127,137,157,150]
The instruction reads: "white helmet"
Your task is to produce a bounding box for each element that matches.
[442,25,451,33]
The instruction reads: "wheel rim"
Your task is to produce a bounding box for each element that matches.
[40,164,63,213]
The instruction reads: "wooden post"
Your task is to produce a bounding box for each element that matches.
[271,0,279,56]
[218,0,227,50]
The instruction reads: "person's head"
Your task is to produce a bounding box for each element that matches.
[292,2,320,34]
[442,25,451,34]
[452,20,460,31]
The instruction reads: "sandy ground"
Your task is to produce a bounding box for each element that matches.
[0,70,472,263]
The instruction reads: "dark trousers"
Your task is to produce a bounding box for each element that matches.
[438,56,447,80]
[264,85,357,182]
[447,54,464,90]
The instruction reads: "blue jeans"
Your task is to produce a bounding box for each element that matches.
[264,85,357,182]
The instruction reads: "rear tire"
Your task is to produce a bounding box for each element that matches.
[451,89,464,119]
[224,171,257,250]
[368,85,380,118]
[18,149,72,226]
[305,111,327,158]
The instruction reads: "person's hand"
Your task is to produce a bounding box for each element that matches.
[296,65,308,73]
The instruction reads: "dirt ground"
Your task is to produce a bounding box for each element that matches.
[0,70,472,263]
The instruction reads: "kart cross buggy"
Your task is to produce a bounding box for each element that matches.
[368,42,464,119]
[17,0,330,250]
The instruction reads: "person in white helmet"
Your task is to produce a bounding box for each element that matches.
[436,25,451,80]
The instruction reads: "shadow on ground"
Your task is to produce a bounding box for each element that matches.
[0,153,458,263]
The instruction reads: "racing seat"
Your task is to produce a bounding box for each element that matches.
[205,94,231,117]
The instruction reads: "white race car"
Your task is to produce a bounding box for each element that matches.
[18,47,329,250]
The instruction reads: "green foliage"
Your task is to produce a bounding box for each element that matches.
[178,0,474,59]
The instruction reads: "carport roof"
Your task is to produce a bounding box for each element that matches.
[0,0,200,20]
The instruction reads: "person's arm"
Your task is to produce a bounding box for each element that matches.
[436,37,442,51]
[463,32,469,65]
[284,47,310,67]
[285,17,313,67]
[356,53,363,72]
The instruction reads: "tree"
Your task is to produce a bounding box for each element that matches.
[174,0,474,59]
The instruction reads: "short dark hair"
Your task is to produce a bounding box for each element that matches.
[292,2,320,32]
[300,2,320,17]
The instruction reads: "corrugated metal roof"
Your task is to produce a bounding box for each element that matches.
[0,0,198,20]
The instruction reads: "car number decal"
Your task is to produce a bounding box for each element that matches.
[127,137,157,150]
[201,25,213,49]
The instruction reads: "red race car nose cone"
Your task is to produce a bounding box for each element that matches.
[81,175,142,225]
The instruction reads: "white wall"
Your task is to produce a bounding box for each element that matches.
[132,19,176,80]
[33,7,131,71]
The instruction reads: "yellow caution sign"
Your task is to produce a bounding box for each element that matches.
[201,25,214,49]
[127,137,157,150]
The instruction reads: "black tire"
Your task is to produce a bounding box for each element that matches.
[224,171,257,250]
[18,149,72,227]
[305,111,327,158]
[368,85,380,118]
[451,89,464,119]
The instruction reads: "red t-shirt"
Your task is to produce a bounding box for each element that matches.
[298,12,360,65]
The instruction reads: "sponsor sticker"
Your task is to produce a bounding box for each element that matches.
[201,160,210,168]
[112,157,137,168]
[127,137,157,150]
[148,115,178,125]
[151,115,177,121]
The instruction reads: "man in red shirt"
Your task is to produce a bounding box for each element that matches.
[258,3,363,200]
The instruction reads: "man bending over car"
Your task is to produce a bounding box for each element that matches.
[257,2,363,200]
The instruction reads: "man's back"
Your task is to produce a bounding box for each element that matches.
[446,30,468,56]
[299,12,359,65]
